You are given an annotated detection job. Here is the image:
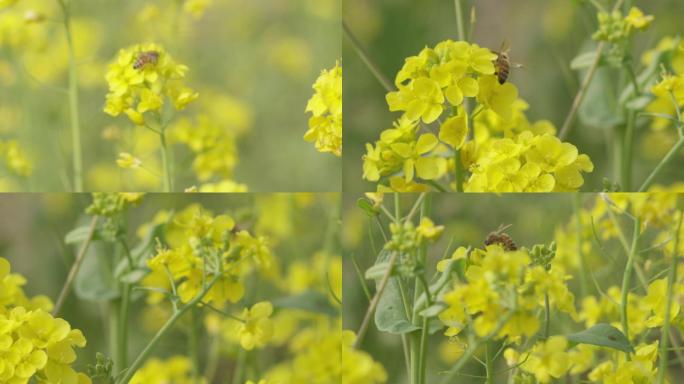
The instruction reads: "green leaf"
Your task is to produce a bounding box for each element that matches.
[375,277,421,334]
[65,225,100,244]
[271,291,339,316]
[357,198,378,217]
[373,250,420,334]
[570,51,601,70]
[419,302,447,318]
[118,269,148,284]
[364,262,391,280]
[74,241,120,301]
[566,323,634,353]
[578,66,624,128]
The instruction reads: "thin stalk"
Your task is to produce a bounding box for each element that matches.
[342,20,394,92]
[108,300,120,373]
[189,307,200,379]
[656,212,684,383]
[58,0,83,191]
[116,275,220,384]
[353,251,399,348]
[621,110,636,190]
[620,218,641,343]
[204,336,220,383]
[573,194,589,297]
[159,130,172,192]
[53,216,98,316]
[454,0,467,41]
[118,284,131,372]
[231,347,247,384]
[485,342,495,384]
[638,138,684,192]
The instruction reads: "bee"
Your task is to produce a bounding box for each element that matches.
[132,50,160,70]
[484,224,517,251]
[492,41,522,84]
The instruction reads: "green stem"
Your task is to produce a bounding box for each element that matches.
[485,342,495,384]
[116,275,220,384]
[189,307,200,379]
[117,284,130,372]
[621,110,636,190]
[204,336,220,383]
[657,212,683,383]
[58,0,83,191]
[159,130,172,192]
[52,216,98,316]
[454,0,467,41]
[108,300,120,373]
[638,138,684,192]
[573,194,589,297]
[342,20,394,93]
[232,348,247,384]
[620,218,641,343]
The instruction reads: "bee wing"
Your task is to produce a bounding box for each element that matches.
[500,39,510,54]
[512,62,524,69]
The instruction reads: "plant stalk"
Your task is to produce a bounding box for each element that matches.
[656,212,684,383]
[638,138,684,192]
[53,216,98,316]
[620,217,640,343]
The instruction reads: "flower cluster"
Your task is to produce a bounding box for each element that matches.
[593,7,654,43]
[142,204,273,307]
[129,356,204,384]
[104,43,198,126]
[362,40,593,192]
[439,244,575,341]
[305,61,342,157]
[0,257,90,384]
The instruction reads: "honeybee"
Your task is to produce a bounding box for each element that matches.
[492,41,522,84]
[132,50,160,70]
[484,224,517,251]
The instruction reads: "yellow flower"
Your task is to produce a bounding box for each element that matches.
[439,111,468,149]
[416,217,444,242]
[104,43,197,125]
[387,77,444,123]
[238,301,274,350]
[625,7,654,30]
[305,61,342,156]
[342,330,387,384]
[477,75,519,121]
[129,356,202,384]
[518,336,570,383]
[391,133,447,182]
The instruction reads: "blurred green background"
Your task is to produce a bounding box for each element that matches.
[1,0,340,192]
[0,192,339,379]
[343,0,684,194]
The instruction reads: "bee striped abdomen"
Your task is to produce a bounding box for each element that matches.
[484,232,517,251]
[495,53,510,84]
[133,51,160,70]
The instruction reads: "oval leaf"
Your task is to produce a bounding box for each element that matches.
[65,225,101,244]
[357,198,378,217]
[566,323,634,353]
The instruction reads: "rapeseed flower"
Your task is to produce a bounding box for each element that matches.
[305,61,342,156]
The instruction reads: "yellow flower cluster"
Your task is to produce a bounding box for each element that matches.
[142,204,273,307]
[593,6,654,43]
[462,131,594,192]
[642,36,684,138]
[0,258,90,384]
[439,245,575,341]
[305,61,342,157]
[342,330,387,384]
[362,40,593,192]
[104,43,198,126]
[129,355,205,384]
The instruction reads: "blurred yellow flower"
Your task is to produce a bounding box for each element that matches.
[238,301,274,350]
[305,61,342,157]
